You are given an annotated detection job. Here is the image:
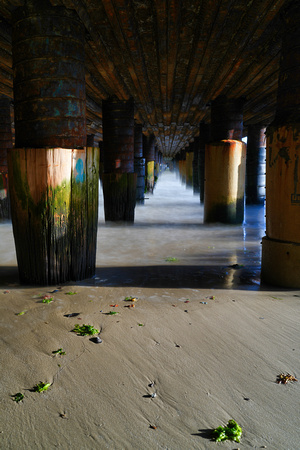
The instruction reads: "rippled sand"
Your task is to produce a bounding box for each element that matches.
[0,170,299,449]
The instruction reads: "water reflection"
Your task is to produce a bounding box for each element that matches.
[96,169,265,290]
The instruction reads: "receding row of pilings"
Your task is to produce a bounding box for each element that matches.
[0,0,164,285]
[261,1,300,288]
[101,99,162,221]
[176,103,266,224]
[174,2,300,288]
[1,0,300,288]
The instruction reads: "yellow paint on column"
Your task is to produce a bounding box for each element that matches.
[261,237,300,288]
[204,140,246,224]
[8,148,73,284]
[146,160,154,192]
[265,125,300,243]
[8,147,99,284]
[262,124,300,288]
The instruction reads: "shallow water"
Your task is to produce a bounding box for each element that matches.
[0,168,265,289]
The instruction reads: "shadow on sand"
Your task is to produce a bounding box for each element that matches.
[0,263,286,292]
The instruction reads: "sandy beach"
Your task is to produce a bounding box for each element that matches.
[0,170,299,449]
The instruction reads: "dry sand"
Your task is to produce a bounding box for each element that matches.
[1,171,300,449]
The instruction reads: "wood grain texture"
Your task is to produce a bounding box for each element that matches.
[102,172,136,222]
[7,147,99,284]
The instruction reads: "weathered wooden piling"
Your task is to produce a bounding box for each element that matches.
[178,149,186,184]
[261,1,300,287]
[154,146,160,186]
[8,147,99,284]
[210,95,244,142]
[185,144,194,188]
[9,2,99,284]
[134,123,145,204]
[246,125,266,204]
[99,141,104,180]
[143,134,155,193]
[86,135,100,268]
[204,140,246,224]
[0,97,12,219]
[198,122,210,203]
[192,138,200,194]
[102,97,136,222]
[87,134,95,147]
[81,146,100,279]
[204,96,246,224]
[12,3,86,149]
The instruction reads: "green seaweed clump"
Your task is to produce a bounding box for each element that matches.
[72,324,99,336]
[52,348,66,356]
[212,419,242,443]
[12,392,24,403]
[33,382,51,393]
[42,296,53,303]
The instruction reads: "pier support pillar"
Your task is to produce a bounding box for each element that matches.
[99,141,104,181]
[134,123,145,204]
[0,98,12,220]
[246,125,266,204]
[9,1,99,285]
[177,149,186,184]
[261,1,300,287]
[102,97,136,222]
[154,147,160,186]
[198,122,210,203]
[204,96,246,224]
[192,139,200,194]
[185,145,194,188]
[144,134,155,193]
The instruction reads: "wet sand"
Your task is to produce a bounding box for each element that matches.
[0,170,299,449]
